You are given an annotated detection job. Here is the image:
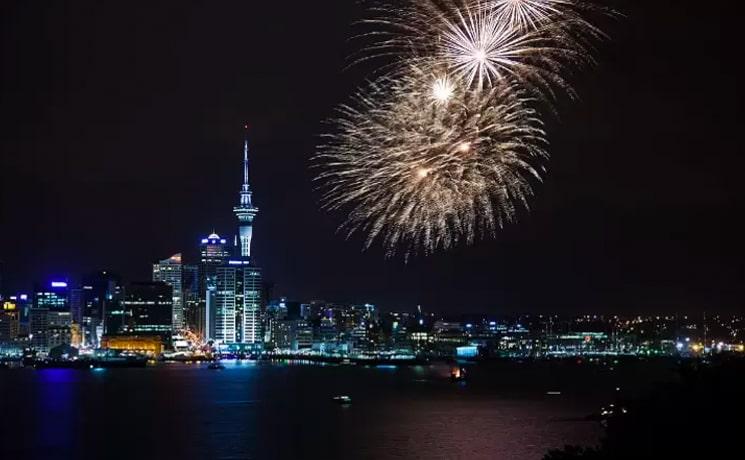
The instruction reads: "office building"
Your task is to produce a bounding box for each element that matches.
[121,282,174,340]
[0,300,20,343]
[198,233,230,341]
[31,281,72,352]
[153,253,184,331]
[242,266,262,344]
[82,271,122,347]
[182,264,199,332]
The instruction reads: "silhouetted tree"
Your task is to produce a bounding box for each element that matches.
[545,357,745,459]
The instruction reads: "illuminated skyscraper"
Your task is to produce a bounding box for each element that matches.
[153,253,184,331]
[242,266,263,344]
[197,129,264,345]
[213,262,263,345]
[233,126,259,259]
[200,234,231,265]
[198,233,230,341]
[31,281,71,353]
[214,266,237,343]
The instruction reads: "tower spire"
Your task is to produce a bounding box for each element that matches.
[243,124,250,190]
[234,123,259,259]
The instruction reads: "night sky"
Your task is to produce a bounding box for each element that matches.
[1,1,743,314]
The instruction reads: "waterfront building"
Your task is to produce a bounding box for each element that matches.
[199,233,230,341]
[69,287,84,326]
[182,264,199,332]
[214,266,237,343]
[207,129,265,346]
[30,281,72,352]
[34,281,69,311]
[269,319,293,349]
[47,325,72,351]
[82,271,123,347]
[213,263,263,344]
[295,320,313,350]
[153,253,184,331]
[121,282,173,341]
[29,307,48,352]
[242,266,262,344]
[101,334,164,355]
[0,300,20,343]
[104,302,131,335]
[7,294,32,334]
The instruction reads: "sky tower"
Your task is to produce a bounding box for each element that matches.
[233,125,259,259]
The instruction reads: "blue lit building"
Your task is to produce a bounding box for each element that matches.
[195,128,264,346]
[209,129,264,346]
[198,233,230,341]
[30,281,72,353]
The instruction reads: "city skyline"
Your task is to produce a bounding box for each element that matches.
[1,4,744,460]
[1,1,743,314]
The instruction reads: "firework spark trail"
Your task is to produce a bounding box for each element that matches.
[356,0,600,98]
[315,0,609,257]
[491,0,574,31]
[314,66,547,257]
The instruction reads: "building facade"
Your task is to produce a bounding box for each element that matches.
[199,234,230,341]
[121,282,174,340]
[153,253,184,331]
[0,301,20,343]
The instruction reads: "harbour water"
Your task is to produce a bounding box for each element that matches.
[0,360,675,459]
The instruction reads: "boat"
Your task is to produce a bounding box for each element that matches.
[207,361,225,370]
[450,366,468,382]
[332,395,352,405]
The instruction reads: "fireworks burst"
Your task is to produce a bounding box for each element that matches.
[314,67,547,256]
[491,0,573,31]
[315,0,610,257]
[436,3,575,92]
[357,0,597,98]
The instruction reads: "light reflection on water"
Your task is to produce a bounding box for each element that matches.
[1,361,612,460]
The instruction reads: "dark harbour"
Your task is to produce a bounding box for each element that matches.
[0,360,678,460]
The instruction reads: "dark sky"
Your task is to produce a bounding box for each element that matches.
[1,1,743,314]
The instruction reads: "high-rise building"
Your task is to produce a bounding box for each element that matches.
[29,307,49,351]
[82,271,122,347]
[201,128,265,346]
[198,234,230,341]
[69,287,84,326]
[0,300,20,343]
[181,264,199,333]
[214,266,237,343]
[34,281,69,311]
[121,282,174,340]
[31,281,72,352]
[242,266,263,344]
[152,253,184,331]
[214,262,263,344]
[233,126,259,259]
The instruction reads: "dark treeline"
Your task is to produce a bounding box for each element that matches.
[545,357,745,459]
